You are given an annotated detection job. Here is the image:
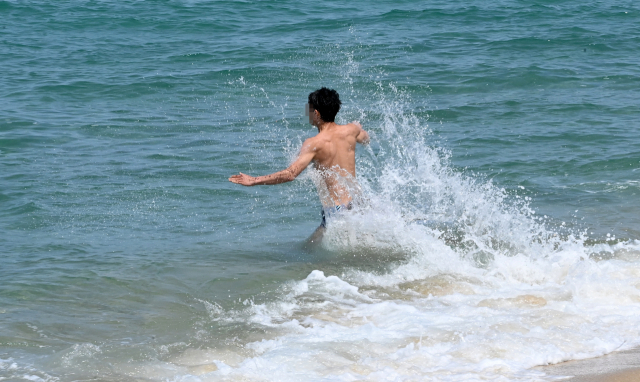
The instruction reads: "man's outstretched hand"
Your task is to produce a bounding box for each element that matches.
[229,172,256,186]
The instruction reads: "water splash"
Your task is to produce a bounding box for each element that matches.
[174,79,640,382]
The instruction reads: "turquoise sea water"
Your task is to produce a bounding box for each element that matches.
[2,1,640,381]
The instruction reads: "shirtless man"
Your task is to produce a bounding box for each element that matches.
[228,87,369,232]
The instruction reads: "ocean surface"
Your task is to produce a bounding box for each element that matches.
[2,1,640,381]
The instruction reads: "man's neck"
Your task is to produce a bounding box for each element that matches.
[316,121,334,133]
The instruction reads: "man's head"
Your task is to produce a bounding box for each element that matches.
[307,88,341,123]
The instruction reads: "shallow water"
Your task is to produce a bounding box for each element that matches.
[2,1,640,381]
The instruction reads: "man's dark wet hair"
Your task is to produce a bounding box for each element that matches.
[308,87,341,122]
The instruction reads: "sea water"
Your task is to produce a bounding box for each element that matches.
[1,1,640,381]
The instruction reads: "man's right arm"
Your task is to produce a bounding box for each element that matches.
[229,139,316,186]
[352,121,370,145]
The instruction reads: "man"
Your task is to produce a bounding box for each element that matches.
[228,87,369,232]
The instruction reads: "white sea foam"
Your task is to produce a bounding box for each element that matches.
[0,357,58,382]
[160,85,640,381]
[168,238,640,382]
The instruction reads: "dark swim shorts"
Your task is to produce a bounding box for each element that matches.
[320,202,353,227]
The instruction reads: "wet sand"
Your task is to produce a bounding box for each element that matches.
[537,347,640,381]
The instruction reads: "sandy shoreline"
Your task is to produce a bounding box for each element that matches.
[537,347,640,381]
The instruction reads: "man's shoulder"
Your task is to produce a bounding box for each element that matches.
[340,120,362,129]
[303,134,321,144]
[301,135,325,151]
[340,121,363,137]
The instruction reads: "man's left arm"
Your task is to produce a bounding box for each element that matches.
[352,121,370,145]
[229,140,316,186]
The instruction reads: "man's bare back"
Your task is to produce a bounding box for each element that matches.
[228,87,369,220]
[305,121,369,206]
